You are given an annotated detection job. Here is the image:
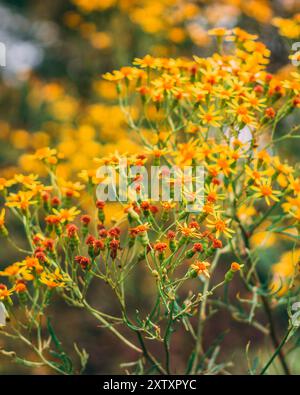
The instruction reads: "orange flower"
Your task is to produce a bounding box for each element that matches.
[231,262,241,272]
[191,261,210,278]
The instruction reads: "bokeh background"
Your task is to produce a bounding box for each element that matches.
[0,0,300,374]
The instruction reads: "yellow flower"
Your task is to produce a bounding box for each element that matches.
[210,153,236,177]
[0,177,16,191]
[245,162,271,183]
[53,207,81,223]
[14,173,39,187]
[134,54,157,69]
[40,269,69,289]
[204,184,225,204]
[198,105,223,127]
[227,101,256,126]
[271,249,300,296]
[251,178,280,206]
[177,223,201,239]
[288,175,300,195]
[6,191,37,211]
[31,147,58,161]
[208,27,231,37]
[272,16,300,39]
[0,284,14,300]
[206,214,235,239]
[58,179,85,198]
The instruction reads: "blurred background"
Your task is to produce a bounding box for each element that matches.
[0,0,300,374]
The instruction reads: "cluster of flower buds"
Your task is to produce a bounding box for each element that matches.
[34,247,48,265]
[66,224,79,251]
[75,255,91,270]
[154,242,168,262]
[140,201,158,218]
[109,227,121,259]
[41,192,61,212]
[85,235,105,258]
[45,214,62,236]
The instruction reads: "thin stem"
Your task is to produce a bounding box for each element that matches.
[260,327,292,375]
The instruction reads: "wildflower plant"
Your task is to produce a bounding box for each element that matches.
[0,29,300,375]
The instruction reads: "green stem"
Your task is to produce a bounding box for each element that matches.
[260,327,292,375]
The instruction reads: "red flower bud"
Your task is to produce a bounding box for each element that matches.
[98,228,108,238]
[108,227,121,238]
[265,107,276,119]
[51,196,61,207]
[75,255,91,270]
[86,235,96,246]
[212,239,223,249]
[193,243,203,252]
[96,200,105,209]
[80,215,91,225]
[154,242,167,253]
[167,230,176,239]
[66,224,78,237]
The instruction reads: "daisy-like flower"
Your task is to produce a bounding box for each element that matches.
[20,257,43,274]
[198,105,223,127]
[272,157,294,177]
[78,169,107,185]
[208,27,231,37]
[177,222,202,239]
[161,201,177,210]
[0,177,16,191]
[145,146,170,159]
[245,162,272,183]
[0,284,14,300]
[6,191,37,211]
[191,260,210,278]
[227,101,256,126]
[251,178,281,206]
[244,92,266,111]
[31,147,60,164]
[53,207,81,223]
[129,223,151,236]
[204,183,225,204]
[0,263,21,277]
[288,175,300,195]
[202,203,221,215]
[58,179,85,198]
[40,268,69,289]
[133,54,158,69]
[206,214,235,238]
[103,67,137,82]
[14,174,39,187]
[210,153,236,177]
